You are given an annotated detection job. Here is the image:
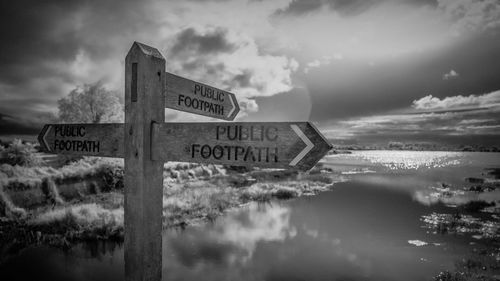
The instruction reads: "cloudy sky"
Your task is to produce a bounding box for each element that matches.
[1,0,499,146]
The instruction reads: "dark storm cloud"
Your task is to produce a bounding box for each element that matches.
[0,113,43,135]
[273,0,437,17]
[0,0,153,134]
[0,0,153,86]
[167,27,239,86]
[326,0,383,16]
[273,0,323,16]
[307,34,500,122]
[170,27,238,56]
[166,25,297,114]
[0,0,82,85]
[334,111,500,147]
[246,88,312,122]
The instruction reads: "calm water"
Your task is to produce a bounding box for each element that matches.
[1,151,499,281]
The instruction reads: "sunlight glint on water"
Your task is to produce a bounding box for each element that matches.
[348,150,463,170]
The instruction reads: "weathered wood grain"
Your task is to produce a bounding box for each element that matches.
[152,122,332,171]
[124,42,165,281]
[37,123,124,157]
[165,72,239,120]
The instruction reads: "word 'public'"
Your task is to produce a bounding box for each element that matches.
[194,84,225,102]
[216,125,278,142]
[54,125,86,137]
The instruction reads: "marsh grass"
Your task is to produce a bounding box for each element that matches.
[0,157,123,188]
[1,159,339,248]
[434,249,500,281]
[461,201,495,213]
[30,203,124,239]
[0,139,42,167]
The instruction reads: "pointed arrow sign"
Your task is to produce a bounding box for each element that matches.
[37,122,331,170]
[165,72,240,121]
[151,122,332,170]
[37,124,124,157]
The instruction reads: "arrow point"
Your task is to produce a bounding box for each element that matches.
[226,94,239,120]
[292,123,332,170]
[308,122,332,150]
[37,125,51,152]
[289,124,314,167]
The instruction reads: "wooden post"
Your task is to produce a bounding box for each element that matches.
[124,42,165,281]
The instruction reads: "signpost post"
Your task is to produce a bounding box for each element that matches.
[123,42,165,281]
[37,42,332,281]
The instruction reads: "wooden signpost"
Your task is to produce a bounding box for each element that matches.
[37,123,123,157]
[151,122,331,170]
[165,72,239,120]
[37,42,332,281]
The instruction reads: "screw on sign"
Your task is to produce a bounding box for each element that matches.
[37,42,332,281]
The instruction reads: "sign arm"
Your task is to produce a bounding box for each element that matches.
[165,72,240,121]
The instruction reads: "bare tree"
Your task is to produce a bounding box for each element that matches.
[58,81,123,123]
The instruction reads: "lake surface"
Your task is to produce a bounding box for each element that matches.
[1,151,499,281]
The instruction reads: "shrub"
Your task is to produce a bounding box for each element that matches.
[1,139,42,167]
[462,200,494,213]
[274,188,298,199]
[100,165,124,191]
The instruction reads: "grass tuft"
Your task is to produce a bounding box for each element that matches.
[30,203,124,239]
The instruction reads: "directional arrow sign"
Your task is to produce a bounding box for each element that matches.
[165,72,240,121]
[37,124,124,157]
[37,122,332,170]
[151,122,332,170]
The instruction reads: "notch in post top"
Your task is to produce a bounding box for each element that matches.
[131,63,138,102]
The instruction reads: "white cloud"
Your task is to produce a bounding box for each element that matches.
[212,203,296,262]
[165,26,298,118]
[412,90,500,110]
[303,55,340,73]
[324,90,500,140]
[442,69,459,80]
[275,1,453,60]
[304,59,321,73]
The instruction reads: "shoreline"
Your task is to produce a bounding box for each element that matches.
[0,157,343,253]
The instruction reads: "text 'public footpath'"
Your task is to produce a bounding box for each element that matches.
[190,125,280,163]
[52,125,100,153]
[177,83,226,116]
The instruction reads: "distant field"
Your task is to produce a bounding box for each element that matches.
[0,134,38,143]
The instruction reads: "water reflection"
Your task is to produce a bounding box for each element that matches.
[162,203,296,281]
[413,187,500,207]
[328,151,500,210]
[0,242,124,281]
[326,150,465,170]
[165,203,295,264]
[161,179,472,281]
[1,151,498,281]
